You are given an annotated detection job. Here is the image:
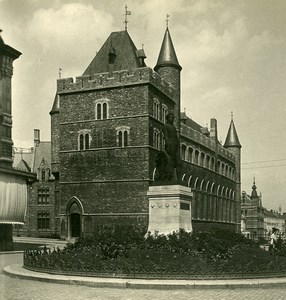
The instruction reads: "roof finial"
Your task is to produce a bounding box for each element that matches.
[231,111,233,121]
[124,5,131,31]
[59,67,62,79]
[253,176,256,185]
[142,43,144,49]
[166,14,170,28]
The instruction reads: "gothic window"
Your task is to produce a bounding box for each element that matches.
[95,99,110,120]
[41,169,46,181]
[38,188,50,204]
[116,126,130,147]
[37,211,50,230]
[78,130,91,150]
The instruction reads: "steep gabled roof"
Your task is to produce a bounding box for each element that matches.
[83,31,143,76]
[180,112,203,132]
[15,159,31,172]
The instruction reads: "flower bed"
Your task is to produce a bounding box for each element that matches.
[23,227,286,279]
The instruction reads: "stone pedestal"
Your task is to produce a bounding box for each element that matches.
[147,185,193,235]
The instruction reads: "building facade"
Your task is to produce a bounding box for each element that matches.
[13,130,58,238]
[0,32,35,250]
[50,27,242,239]
[241,181,286,240]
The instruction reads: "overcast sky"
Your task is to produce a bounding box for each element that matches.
[1,0,286,211]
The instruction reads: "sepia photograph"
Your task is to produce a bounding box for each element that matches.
[1,0,286,299]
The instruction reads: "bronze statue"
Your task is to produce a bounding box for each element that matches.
[155,112,179,182]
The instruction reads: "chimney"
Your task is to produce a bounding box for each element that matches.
[210,118,218,140]
[34,129,40,146]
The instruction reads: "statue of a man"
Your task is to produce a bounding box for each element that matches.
[162,112,179,168]
[155,112,179,182]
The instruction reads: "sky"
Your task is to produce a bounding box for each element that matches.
[1,0,286,211]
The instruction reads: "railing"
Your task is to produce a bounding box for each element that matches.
[23,248,286,280]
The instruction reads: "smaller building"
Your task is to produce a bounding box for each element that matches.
[264,209,285,239]
[241,181,286,241]
[0,32,36,250]
[13,130,59,238]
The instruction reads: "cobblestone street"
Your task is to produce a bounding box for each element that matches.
[2,253,286,300]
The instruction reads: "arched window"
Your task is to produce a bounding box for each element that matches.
[78,130,91,150]
[200,152,205,167]
[123,130,128,147]
[95,99,110,120]
[188,147,193,163]
[181,144,187,160]
[41,169,45,181]
[118,131,123,147]
[103,103,107,119]
[153,98,160,120]
[85,134,90,150]
[97,103,102,120]
[79,134,84,150]
[194,150,199,165]
[116,126,130,148]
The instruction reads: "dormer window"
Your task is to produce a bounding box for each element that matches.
[95,99,110,120]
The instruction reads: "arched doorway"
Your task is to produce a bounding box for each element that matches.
[66,198,84,239]
[69,202,81,238]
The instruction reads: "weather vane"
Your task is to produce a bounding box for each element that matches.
[124,5,131,31]
[166,14,170,27]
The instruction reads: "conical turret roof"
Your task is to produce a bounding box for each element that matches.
[154,27,181,72]
[224,118,241,148]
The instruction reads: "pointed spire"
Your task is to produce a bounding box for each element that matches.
[224,114,241,148]
[154,27,181,72]
[251,178,258,197]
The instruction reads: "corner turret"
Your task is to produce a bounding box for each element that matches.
[154,26,181,130]
[224,114,242,233]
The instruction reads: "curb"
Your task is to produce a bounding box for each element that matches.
[0,251,24,255]
[4,264,286,290]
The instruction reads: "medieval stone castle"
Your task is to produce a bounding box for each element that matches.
[13,26,242,239]
[48,26,242,239]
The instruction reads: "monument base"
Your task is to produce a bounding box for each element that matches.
[147,185,193,236]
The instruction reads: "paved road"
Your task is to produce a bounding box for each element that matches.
[2,253,286,300]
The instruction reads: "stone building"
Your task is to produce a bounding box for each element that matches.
[241,181,285,240]
[50,26,241,239]
[13,130,58,238]
[0,32,35,250]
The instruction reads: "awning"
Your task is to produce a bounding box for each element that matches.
[0,173,27,224]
